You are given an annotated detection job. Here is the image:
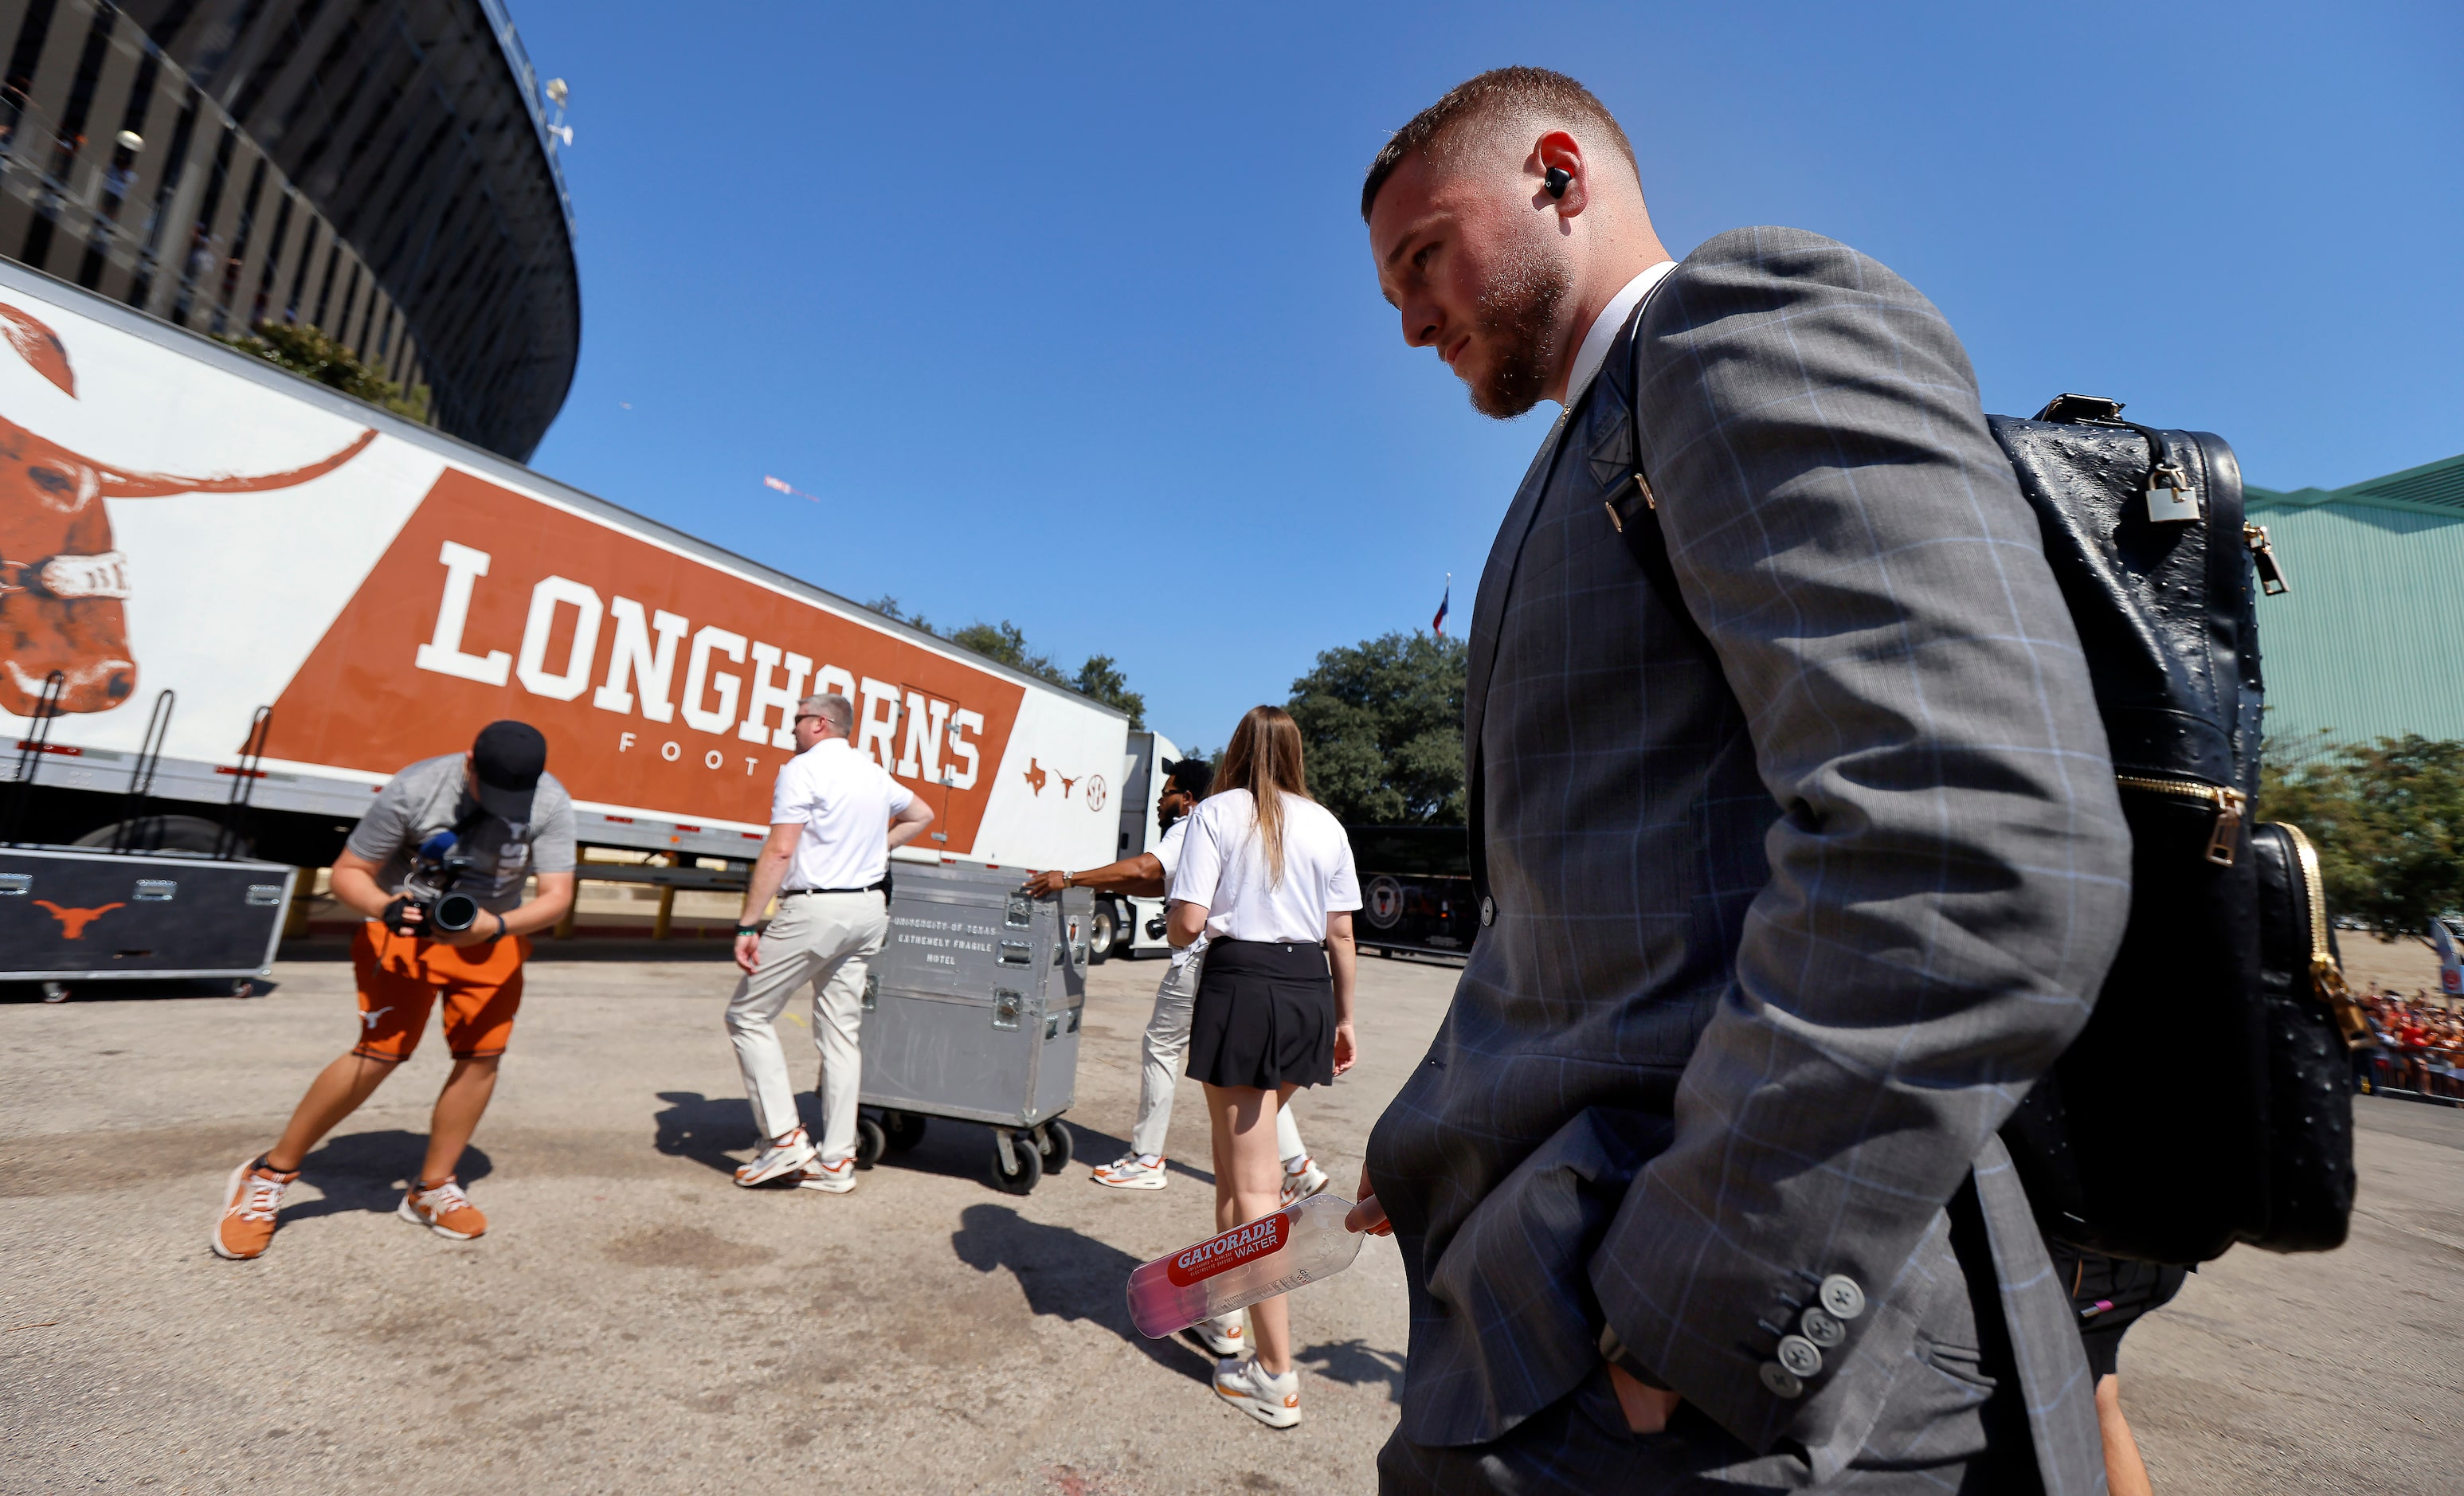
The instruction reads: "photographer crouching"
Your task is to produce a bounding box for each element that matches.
[211,721,576,1261]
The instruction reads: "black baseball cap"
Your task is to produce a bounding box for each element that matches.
[1164,756,1212,798]
[470,720,547,822]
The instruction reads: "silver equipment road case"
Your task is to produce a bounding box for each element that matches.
[860,861,1091,1193]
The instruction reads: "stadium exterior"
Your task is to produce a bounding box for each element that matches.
[0,0,575,458]
[2250,452,2464,750]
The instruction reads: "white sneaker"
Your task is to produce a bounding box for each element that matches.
[1279,1154,1330,1209]
[1214,1356,1300,1428]
[793,1157,856,1194]
[1092,1153,1168,1191]
[1189,1311,1246,1357]
[734,1127,817,1188]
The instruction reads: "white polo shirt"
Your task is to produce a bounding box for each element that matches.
[770,738,915,891]
[1169,789,1361,943]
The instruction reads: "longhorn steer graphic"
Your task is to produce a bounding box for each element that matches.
[0,304,376,716]
[33,899,122,938]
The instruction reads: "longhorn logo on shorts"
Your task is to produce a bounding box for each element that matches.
[0,304,375,716]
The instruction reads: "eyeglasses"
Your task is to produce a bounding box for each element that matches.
[793,715,821,726]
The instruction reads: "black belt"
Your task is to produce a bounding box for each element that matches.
[783,881,886,896]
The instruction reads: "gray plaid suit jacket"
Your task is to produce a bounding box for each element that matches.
[1365,228,2133,1490]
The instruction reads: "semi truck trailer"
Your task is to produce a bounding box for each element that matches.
[0,257,1127,892]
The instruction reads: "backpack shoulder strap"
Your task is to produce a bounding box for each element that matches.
[1599,303,1714,659]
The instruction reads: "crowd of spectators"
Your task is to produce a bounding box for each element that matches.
[2359,988,2464,1102]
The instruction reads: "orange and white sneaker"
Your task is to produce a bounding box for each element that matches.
[734,1126,817,1188]
[1214,1357,1301,1428]
[793,1157,856,1194]
[1191,1311,1247,1357]
[399,1177,487,1239]
[211,1156,297,1260]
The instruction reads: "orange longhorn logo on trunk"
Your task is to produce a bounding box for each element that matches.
[0,303,375,717]
[33,899,122,938]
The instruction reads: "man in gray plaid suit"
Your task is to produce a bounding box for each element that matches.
[1347,69,2133,1492]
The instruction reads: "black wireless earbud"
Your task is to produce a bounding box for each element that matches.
[1544,166,1572,198]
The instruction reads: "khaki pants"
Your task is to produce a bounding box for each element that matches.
[724,891,886,1166]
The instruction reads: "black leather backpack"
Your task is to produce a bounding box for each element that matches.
[1987,396,2371,1263]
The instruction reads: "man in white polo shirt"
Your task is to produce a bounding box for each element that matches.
[725,691,934,1194]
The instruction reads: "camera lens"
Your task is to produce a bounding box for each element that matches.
[433,893,480,934]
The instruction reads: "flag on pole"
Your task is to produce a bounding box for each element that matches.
[1432,574,1451,636]
[2433,918,2462,998]
[763,475,821,502]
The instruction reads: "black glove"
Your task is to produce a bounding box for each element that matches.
[382,895,422,936]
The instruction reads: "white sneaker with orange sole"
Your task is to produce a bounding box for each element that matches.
[794,1157,856,1194]
[1214,1357,1301,1428]
[1190,1311,1247,1358]
[734,1127,817,1188]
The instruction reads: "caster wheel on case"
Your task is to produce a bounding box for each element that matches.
[882,1110,927,1153]
[41,982,69,1004]
[1033,1119,1073,1175]
[991,1129,1044,1195]
[853,1115,887,1171]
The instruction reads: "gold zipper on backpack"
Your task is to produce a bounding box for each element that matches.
[2115,774,2247,866]
[2278,822,2372,1051]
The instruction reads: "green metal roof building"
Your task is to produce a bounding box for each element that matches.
[2247,452,2464,750]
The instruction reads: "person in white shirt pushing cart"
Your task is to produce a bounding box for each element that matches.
[725,692,935,1195]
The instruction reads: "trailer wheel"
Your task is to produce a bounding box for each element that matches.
[881,1110,927,1153]
[69,814,245,856]
[1087,903,1114,965]
[853,1115,887,1171]
[990,1129,1043,1195]
[1034,1119,1074,1174]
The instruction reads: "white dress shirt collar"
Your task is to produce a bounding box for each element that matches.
[1561,259,1677,407]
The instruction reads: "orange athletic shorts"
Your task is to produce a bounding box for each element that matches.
[351,922,530,1063]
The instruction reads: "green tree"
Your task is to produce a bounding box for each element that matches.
[213,320,431,422]
[1071,653,1146,730]
[1287,631,1467,824]
[2259,732,2464,936]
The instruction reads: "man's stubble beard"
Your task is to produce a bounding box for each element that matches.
[1467,246,1573,421]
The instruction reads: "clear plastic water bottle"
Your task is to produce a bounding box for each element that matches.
[1126,1192,1365,1338]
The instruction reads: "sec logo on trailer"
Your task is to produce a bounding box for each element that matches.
[1086,774,1107,812]
[1366,875,1404,930]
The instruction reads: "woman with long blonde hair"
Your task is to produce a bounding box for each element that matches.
[1165,704,1361,1428]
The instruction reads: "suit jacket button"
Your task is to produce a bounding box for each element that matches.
[1819,1275,1866,1321]
[1776,1334,1824,1379]
[1800,1307,1846,1348]
[1479,896,1496,927]
[1758,1362,1805,1399]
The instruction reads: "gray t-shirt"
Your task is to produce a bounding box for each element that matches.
[345,754,578,914]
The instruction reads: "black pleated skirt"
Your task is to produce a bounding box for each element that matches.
[1187,938,1336,1090]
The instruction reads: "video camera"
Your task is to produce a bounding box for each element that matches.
[383,828,484,937]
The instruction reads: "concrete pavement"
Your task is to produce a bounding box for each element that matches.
[2,947,2458,1493]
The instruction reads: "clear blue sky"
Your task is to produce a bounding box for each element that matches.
[514,0,2462,755]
